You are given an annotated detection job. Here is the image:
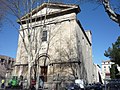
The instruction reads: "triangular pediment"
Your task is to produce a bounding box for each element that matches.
[32,5,67,18]
[19,3,80,24]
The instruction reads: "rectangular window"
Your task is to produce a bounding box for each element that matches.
[1,59,4,65]
[8,60,11,64]
[42,31,47,41]
[1,59,4,62]
[40,66,47,82]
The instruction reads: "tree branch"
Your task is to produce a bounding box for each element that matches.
[103,0,120,25]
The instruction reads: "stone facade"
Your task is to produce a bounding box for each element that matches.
[12,3,94,87]
[93,64,103,83]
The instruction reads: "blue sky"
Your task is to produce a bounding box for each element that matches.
[79,3,120,65]
[0,2,120,66]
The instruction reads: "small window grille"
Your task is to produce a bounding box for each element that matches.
[42,31,47,41]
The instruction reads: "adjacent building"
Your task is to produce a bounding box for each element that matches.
[101,60,120,85]
[93,64,103,84]
[0,55,15,81]
[12,2,94,88]
[101,60,114,80]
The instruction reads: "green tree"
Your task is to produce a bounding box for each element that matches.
[104,36,120,66]
[110,64,119,79]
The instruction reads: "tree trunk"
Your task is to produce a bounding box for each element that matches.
[28,64,31,89]
[36,60,40,90]
[27,54,32,89]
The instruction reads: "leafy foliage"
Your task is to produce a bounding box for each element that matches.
[110,64,119,79]
[104,36,120,66]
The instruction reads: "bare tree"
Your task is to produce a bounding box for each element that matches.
[0,0,52,89]
[63,0,120,26]
[1,0,71,89]
[1,0,119,89]
[0,0,8,29]
[0,0,120,31]
[103,0,120,25]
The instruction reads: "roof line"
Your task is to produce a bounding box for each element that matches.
[20,2,80,20]
[18,7,80,24]
[77,20,92,46]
